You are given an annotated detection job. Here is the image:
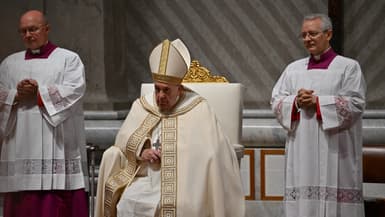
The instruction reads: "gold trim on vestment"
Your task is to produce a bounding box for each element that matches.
[160,117,178,217]
[140,93,204,118]
[152,73,184,85]
[159,39,170,75]
[138,92,203,216]
[104,114,161,217]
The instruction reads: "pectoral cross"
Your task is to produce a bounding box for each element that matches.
[153,138,161,151]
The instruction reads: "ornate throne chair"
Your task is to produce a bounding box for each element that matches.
[140,60,244,162]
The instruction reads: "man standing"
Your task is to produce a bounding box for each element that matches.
[95,39,244,217]
[0,10,88,217]
[271,14,366,217]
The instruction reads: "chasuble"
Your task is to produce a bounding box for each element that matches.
[95,89,245,217]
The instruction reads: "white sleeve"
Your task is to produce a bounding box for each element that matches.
[319,61,366,130]
[0,60,18,138]
[38,53,86,127]
[271,67,297,131]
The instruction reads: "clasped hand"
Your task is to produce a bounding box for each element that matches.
[140,148,161,164]
[297,88,317,109]
[16,79,38,102]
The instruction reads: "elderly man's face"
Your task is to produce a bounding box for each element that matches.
[301,18,332,56]
[155,82,183,112]
[18,11,49,50]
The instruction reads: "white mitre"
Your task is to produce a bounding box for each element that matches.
[149,39,191,84]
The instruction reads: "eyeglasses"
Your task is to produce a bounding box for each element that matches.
[18,25,46,36]
[299,30,326,40]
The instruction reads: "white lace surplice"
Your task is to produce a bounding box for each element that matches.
[0,48,88,192]
[271,56,366,217]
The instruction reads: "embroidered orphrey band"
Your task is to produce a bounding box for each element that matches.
[140,94,204,119]
[104,114,160,217]
[160,117,178,217]
[159,39,170,75]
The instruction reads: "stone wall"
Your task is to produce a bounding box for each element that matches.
[0,0,384,110]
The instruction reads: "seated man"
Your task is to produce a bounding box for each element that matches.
[95,39,245,217]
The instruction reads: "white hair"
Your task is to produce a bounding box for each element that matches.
[304,13,333,31]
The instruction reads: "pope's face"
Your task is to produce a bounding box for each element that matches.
[301,18,332,56]
[155,82,182,112]
[19,11,49,50]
